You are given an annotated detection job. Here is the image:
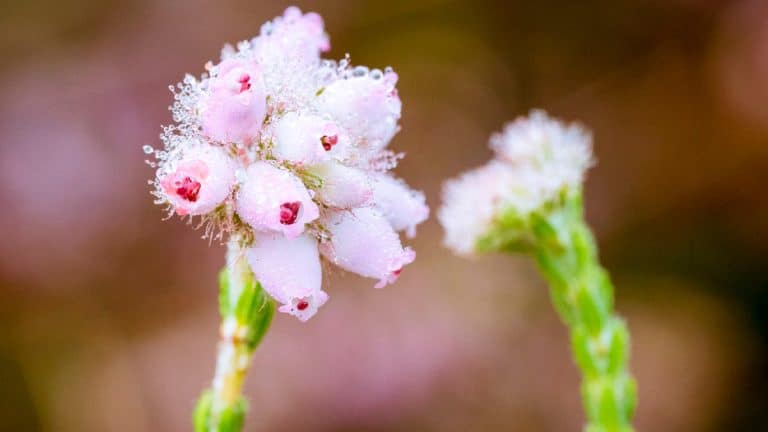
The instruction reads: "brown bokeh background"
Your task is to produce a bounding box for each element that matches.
[1,0,766,430]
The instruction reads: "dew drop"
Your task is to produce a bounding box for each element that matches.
[143,145,155,154]
[353,66,368,77]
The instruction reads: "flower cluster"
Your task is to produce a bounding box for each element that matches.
[438,110,593,256]
[147,7,428,322]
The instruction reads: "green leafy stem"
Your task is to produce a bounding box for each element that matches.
[194,238,275,432]
[482,191,637,432]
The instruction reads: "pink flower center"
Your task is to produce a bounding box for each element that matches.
[237,73,251,92]
[320,135,338,151]
[175,176,201,202]
[279,201,301,225]
[296,300,309,311]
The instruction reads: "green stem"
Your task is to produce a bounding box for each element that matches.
[194,236,275,432]
[528,193,636,432]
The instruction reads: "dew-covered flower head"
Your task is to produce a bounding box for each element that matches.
[438,110,593,256]
[490,109,593,190]
[145,6,428,321]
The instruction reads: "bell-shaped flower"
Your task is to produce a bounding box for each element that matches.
[270,112,350,165]
[246,233,327,322]
[320,208,415,288]
[371,174,429,238]
[316,70,401,151]
[252,6,330,65]
[159,145,235,216]
[236,161,319,238]
[200,57,267,144]
[309,162,372,209]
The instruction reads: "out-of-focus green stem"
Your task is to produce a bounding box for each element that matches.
[527,192,636,432]
[194,236,275,432]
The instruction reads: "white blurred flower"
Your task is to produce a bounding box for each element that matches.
[439,110,593,256]
[490,109,593,189]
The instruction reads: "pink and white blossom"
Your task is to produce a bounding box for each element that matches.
[200,58,267,144]
[270,112,350,165]
[320,208,415,288]
[246,233,327,322]
[310,162,373,209]
[236,162,319,239]
[316,71,401,151]
[159,146,235,216]
[371,174,429,238]
[150,7,425,321]
[252,6,330,64]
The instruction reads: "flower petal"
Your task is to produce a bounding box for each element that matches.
[236,161,319,238]
[371,174,429,238]
[246,233,327,322]
[320,208,415,288]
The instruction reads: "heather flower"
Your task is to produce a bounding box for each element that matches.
[270,112,350,165]
[439,161,522,255]
[438,110,637,431]
[236,161,319,239]
[151,4,423,323]
[148,8,426,428]
[371,173,429,238]
[246,233,327,322]
[320,207,416,288]
[310,162,373,209]
[251,6,330,64]
[200,57,267,144]
[438,110,593,256]
[158,145,236,216]
[316,69,401,152]
[489,109,593,191]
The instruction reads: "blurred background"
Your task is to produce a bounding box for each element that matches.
[1,0,766,430]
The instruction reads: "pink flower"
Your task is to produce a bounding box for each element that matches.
[252,6,330,64]
[371,174,429,238]
[316,71,401,151]
[310,162,373,209]
[320,208,415,288]
[246,233,327,322]
[236,161,319,238]
[270,112,350,165]
[159,146,235,216]
[200,58,267,143]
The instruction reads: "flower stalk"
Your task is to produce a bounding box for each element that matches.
[439,110,637,431]
[194,237,275,432]
[517,192,636,432]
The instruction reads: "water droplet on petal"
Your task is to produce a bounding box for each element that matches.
[353,66,368,77]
